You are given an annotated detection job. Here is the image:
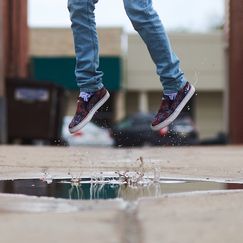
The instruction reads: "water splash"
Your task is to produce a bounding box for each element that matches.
[69,180,83,200]
[41,172,53,184]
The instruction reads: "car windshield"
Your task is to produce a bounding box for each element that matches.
[117,119,133,129]
[116,113,153,129]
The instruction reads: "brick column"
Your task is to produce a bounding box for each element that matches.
[229,0,243,143]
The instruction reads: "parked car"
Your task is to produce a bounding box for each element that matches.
[111,112,199,147]
[62,116,114,146]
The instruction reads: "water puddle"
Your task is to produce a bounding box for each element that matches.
[0,177,242,201]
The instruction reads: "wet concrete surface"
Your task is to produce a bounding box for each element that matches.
[1,145,243,243]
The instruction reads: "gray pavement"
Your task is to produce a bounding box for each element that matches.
[1,145,243,182]
[0,145,243,243]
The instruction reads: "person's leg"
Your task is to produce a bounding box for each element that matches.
[68,0,103,92]
[123,0,195,130]
[123,0,186,95]
[68,0,109,133]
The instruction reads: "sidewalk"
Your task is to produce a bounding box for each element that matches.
[1,145,243,182]
[0,145,243,243]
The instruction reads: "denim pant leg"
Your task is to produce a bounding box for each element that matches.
[68,0,103,92]
[123,0,187,94]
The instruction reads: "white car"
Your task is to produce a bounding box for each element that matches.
[62,116,114,146]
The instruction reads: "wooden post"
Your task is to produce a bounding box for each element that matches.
[0,0,28,143]
[229,0,243,143]
[0,0,7,143]
[3,0,28,78]
[0,0,4,97]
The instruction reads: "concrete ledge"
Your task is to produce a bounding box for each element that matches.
[0,195,124,243]
[1,190,243,243]
[138,190,243,243]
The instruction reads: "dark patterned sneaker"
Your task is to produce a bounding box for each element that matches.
[151,82,195,131]
[69,87,110,133]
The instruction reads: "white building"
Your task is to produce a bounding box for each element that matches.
[29,28,227,139]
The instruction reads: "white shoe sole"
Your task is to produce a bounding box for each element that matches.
[69,91,110,134]
[151,84,195,131]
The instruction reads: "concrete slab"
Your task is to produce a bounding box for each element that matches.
[0,194,125,243]
[0,146,243,182]
[138,190,243,243]
[0,212,120,243]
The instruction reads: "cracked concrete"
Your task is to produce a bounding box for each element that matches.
[1,145,243,243]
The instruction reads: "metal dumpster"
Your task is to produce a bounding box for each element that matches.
[6,78,65,144]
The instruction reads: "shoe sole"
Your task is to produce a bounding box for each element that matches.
[69,91,110,134]
[151,84,195,131]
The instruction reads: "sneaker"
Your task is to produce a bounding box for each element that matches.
[151,82,195,131]
[69,87,110,133]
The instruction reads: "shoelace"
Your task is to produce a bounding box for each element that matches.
[165,93,177,101]
[79,92,92,102]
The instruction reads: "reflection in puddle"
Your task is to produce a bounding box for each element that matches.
[1,178,243,201]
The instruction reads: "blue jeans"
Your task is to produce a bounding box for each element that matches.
[68,0,187,94]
